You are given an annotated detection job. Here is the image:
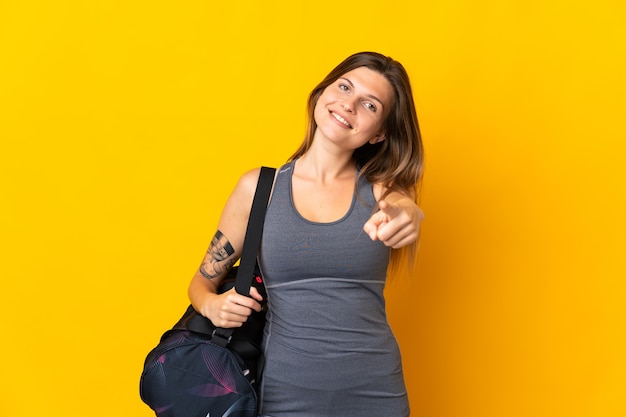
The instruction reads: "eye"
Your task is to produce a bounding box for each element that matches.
[364,101,377,112]
[338,83,350,92]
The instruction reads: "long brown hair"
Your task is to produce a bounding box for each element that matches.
[289,52,425,270]
[289,51,424,199]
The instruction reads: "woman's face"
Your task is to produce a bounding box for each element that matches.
[313,66,393,151]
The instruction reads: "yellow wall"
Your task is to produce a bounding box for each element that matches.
[1,1,624,416]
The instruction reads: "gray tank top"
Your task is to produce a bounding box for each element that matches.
[258,161,409,417]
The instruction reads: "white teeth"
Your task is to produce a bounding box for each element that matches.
[332,112,351,127]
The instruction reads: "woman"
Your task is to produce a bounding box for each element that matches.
[188,51,424,416]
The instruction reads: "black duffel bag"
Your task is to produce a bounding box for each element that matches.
[139,265,267,417]
[139,167,275,417]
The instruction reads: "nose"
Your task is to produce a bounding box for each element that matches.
[341,101,354,113]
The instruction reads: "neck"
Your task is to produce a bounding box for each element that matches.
[295,151,356,182]
[296,131,358,179]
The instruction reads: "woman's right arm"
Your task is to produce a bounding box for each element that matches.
[187,168,265,328]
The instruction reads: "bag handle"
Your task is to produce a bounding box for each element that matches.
[211,166,275,347]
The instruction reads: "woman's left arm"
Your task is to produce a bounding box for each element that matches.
[364,186,424,248]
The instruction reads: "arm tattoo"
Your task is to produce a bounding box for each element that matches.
[199,230,236,280]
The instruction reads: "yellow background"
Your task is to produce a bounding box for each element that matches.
[1,1,624,416]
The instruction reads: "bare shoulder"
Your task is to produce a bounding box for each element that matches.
[234,167,263,196]
[225,167,265,213]
[214,167,265,253]
[233,166,278,201]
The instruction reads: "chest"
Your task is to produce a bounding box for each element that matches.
[260,170,391,283]
[291,176,355,223]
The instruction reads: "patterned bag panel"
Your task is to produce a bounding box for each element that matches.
[140,330,257,417]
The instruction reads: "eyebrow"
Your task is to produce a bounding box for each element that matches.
[339,77,385,109]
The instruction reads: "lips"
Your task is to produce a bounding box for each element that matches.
[330,111,352,129]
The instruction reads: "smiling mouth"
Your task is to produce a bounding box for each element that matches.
[331,111,352,128]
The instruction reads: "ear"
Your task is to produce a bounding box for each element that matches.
[369,131,386,144]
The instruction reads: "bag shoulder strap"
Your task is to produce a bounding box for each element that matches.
[211,166,275,347]
[234,166,275,296]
